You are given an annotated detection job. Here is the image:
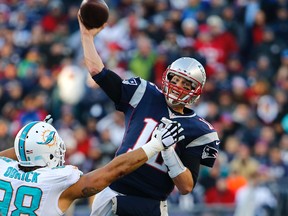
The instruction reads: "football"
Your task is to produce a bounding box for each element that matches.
[79,0,109,29]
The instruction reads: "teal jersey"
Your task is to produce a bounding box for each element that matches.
[0,157,82,216]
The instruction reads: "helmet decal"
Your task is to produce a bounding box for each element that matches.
[18,122,39,162]
[197,64,206,85]
[37,131,56,146]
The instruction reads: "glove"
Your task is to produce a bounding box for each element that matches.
[141,117,185,159]
[152,117,185,149]
[43,114,53,124]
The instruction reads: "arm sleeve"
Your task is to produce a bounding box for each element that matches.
[92,68,123,104]
[181,154,200,188]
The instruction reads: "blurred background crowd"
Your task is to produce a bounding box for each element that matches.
[0,0,288,215]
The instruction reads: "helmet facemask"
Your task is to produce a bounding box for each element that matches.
[46,135,66,168]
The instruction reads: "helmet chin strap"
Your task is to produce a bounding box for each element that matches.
[166,96,182,108]
[166,93,178,104]
[168,98,180,105]
[166,92,191,106]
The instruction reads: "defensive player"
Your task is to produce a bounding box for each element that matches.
[0,117,184,216]
[78,13,220,216]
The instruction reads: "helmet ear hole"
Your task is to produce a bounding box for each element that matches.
[50,154,54,160]
[167,72,174,81]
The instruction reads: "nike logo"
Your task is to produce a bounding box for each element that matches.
[216,141,220,145]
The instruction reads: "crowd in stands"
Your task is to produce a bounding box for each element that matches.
[1,0,288,214]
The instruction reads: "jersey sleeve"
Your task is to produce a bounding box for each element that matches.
[183,117,220,168]
[0,157,18,174]
[116,77,147,112]
[59,165,82,188]
[182,139,219,168]
[0,157,17,164]
[194,140,219,167]
[45,165,83,190]
[39,165,83,215]
[92,68,123,103]
[62,165,83,188]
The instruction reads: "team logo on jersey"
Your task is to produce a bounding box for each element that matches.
[37,131,56,147]
[202,145,218,159]
[122,78,138,85]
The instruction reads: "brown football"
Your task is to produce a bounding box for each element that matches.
[79,0,109,29]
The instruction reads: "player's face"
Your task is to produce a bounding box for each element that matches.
[169,75,192,98]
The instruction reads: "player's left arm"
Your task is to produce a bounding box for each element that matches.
[161,147,200,194]
[172,170,194,194]
[166,134,219,194]
[161,116,219,194]
[175,153,201,193]
[0,147,17,160]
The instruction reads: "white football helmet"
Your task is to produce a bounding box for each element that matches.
[14,121,66,168]
[162,57,206,106]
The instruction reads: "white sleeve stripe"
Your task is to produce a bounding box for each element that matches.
[129,79,147,108]
[186,132,219,148]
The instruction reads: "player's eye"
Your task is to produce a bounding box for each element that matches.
[183,82,193,90]
[170,77,179,84]
[183,86,190,90]
[171,80,177,85]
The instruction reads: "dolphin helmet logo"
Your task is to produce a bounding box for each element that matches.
[37,131,56,147]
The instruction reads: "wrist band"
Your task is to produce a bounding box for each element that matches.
[141,138,164,159]
[162,147,186,178]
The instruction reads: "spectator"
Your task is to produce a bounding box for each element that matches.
[234,170,277,216]
[230,144,259,180]
[0,118,13,152]
[128,35,157,81]
[204,177,235,205]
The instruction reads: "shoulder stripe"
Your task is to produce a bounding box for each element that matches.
[186,132,219,148]
[129,79,147,108]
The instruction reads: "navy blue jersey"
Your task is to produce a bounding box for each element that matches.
[105,77,219,200]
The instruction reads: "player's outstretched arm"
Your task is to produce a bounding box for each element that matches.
[0,148,17,160]
[78,12,105,76]
[59,118,184,212]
